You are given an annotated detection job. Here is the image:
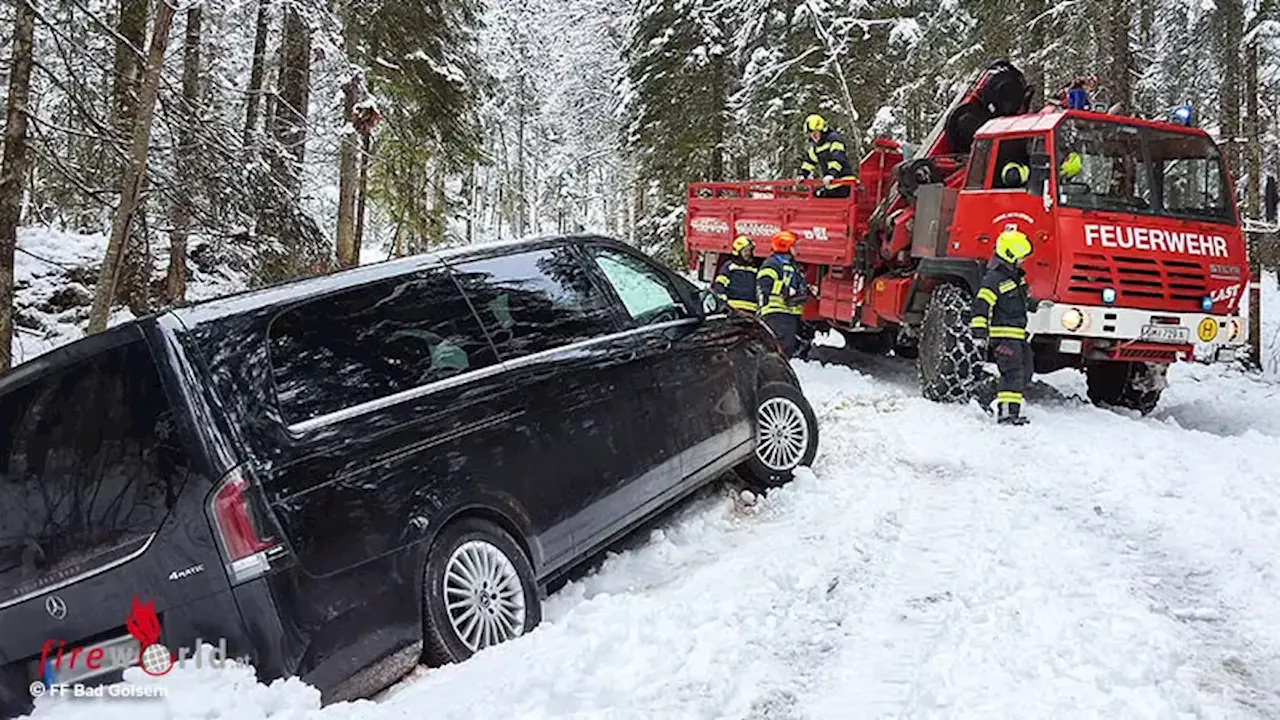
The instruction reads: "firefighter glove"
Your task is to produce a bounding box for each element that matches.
[822,175,834,187]
[973,336,988,355]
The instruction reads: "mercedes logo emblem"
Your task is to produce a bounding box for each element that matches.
[45,595,67,620]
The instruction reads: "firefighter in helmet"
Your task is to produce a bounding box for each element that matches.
[757,230,809,357]
[1059,151,1083,181]
[970,229,1035,425]
[798,114,854,198]
[712,236,760,313]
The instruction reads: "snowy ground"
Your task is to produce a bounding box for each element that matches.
[22,351,1280,719]
[12,229,1280,719]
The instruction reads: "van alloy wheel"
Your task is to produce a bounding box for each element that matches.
[443,540,528,652]
[755,396,810,472]
[422,517,541,666]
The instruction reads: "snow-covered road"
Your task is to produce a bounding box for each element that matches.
[25,347,1280,720]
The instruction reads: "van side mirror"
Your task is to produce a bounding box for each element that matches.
[1027,152,1051,198]
[698,288,723,317]
[1266,175,1278,223]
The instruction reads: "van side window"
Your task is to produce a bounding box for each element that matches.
[965,139,992,190]
[585,246,690,326]
[450,246,618,359]
[268,267,498,424]
[0,339,192,604]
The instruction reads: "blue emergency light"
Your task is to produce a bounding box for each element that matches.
[1171,105,1194,126]
[1201,296,1214,311]
[1102,288,1117,305]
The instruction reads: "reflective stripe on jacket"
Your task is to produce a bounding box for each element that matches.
[800,129,853,179]
[757,253,808,316]
[714,259,758,311]
[969,260,1033,341]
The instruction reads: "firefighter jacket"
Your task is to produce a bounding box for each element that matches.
[757,253,808,316]
[713,258,759,311]
[800,129,854,180]
[969,259,1034,341]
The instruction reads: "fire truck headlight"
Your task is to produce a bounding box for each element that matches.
[1101,288,1117,305]
[1062,308,1086,332]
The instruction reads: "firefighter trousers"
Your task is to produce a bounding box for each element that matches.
[763,313,800,358]
[992,338,1033,408]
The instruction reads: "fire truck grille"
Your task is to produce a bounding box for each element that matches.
[1067,254,1207,310]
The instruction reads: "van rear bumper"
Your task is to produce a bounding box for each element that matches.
[0,579,291,718]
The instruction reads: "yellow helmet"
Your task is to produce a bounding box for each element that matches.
[732,235,754,254]
[996,229,1033,264]
[1001,162,1029,186]
[1060,151,1082,179]
[804,114,827,133]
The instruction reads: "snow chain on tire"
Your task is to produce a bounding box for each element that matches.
[918,283,987,403]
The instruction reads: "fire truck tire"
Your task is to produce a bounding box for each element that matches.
[918,283,984,403]
[1085,361,1164,415]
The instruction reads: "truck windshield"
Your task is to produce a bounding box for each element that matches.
[1054,117,1233,224]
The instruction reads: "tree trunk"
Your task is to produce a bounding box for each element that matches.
[111,0,148,133]
[1136,0,1156,111]
[430,160,446,246]
[1105,0,1131,113]
[336,73,361,268]
[1218,0,1244,179]
[87,0,177,334]
[243,0,271,146]
[354,132,372,262]
[1245,40,1262,368]
[112,0,152,315]
[516,78,526,238]
[464,164,475,244]
[271,5,312,197]
[0,0,37,371]
[167,6,202,305]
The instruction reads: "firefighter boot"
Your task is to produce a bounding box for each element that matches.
[997,402,1030,426]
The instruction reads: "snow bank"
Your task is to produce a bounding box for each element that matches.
[23,352,1280,719]
[23,647,335,720]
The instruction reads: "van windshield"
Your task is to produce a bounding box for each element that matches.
[0,339,192,607]
[1054,117,1234,224]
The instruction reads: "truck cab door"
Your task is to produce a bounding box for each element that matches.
[954,134,1057,296]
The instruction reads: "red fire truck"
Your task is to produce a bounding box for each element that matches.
[685,60,1258,414]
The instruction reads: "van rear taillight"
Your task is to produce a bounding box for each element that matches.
[208,469,285,584]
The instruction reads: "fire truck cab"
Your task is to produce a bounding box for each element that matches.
[686,60,1260,414]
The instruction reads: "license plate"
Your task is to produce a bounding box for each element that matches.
[40,634,140,686]
[1140,324,1189,344]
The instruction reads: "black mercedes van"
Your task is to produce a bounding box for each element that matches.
[0,235,819,715]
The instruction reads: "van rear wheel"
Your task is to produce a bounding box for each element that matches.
[422,517,541,666]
